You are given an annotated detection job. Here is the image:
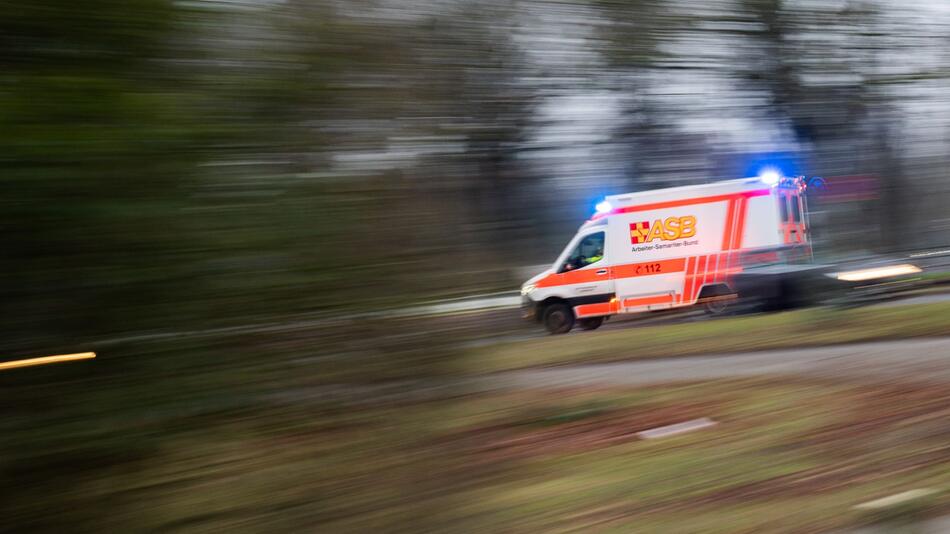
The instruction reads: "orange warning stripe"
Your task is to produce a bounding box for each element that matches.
[682,256,695,303]
[622,294,674,308]
[535,266,605,287]
[679,252,745,305]
[721,199,736,251]
[577,294,676,318]
[731,197,748,250]
[574,301,619,318]
[609,258,686,279]
[692,255,707,303]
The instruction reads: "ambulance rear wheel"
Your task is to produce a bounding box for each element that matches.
[703,299,729,315]
[543,303,574,334]
[577,317,604,331]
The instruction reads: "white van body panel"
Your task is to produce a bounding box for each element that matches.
[523,177,809,321]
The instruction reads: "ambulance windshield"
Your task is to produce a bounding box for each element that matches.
[560,231,605,273]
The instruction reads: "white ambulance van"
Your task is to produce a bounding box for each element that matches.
[521,175,812,333]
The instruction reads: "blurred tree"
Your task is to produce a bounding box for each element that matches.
[597,0,673,189]
[0,0,200,351]
[738,0,910,251]
[4,0,949,355]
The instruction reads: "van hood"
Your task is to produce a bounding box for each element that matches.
[522,268,552,288]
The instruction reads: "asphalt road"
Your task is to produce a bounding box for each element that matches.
[308,336,950,405]
[486,337,950,390]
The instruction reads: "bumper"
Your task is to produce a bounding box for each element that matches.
[521,296,540,321]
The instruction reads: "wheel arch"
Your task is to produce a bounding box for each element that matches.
[696,283,735,301]
[537,296,570,317]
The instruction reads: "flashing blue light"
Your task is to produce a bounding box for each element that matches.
[743,152,801,184]
[758,168,781,185]
[595,200,612,214]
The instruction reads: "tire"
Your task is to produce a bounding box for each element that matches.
[542,303,575,334]
[703,298,730,315]
[577,317,604,331]
[698,284,734,315]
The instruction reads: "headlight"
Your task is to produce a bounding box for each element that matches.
[835,264,922,282]
[520,284,536,296]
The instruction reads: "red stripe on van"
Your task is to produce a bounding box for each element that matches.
[721,200,736,251]
[732,197,749,249]
[682,256,696,303]
[692,255,707,303]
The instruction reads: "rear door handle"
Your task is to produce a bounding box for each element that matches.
[596,269,608,275]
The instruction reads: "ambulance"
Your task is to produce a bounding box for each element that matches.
[520,173,813,334]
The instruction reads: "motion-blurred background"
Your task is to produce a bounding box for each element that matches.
[3,0,950,532]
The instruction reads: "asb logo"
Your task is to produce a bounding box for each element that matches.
[630,216,697,244]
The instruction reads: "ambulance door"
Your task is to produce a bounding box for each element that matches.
[550,229,614,305]
[778,189,812,263]
[780,190,807,245]
[792,191,808,244]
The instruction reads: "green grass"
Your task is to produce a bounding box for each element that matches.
[917,271,950,283]
[467,301,950,373]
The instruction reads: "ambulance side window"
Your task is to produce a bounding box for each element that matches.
[790,195,802,223]
[560,231,605,273]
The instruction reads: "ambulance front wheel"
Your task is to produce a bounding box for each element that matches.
[543,303,575,334]
[577,317,604,331]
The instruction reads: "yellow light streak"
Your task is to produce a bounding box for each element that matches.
[0,352,96,371]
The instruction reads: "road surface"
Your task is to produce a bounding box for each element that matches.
[274,337,950,409]
[486,337,950,390]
